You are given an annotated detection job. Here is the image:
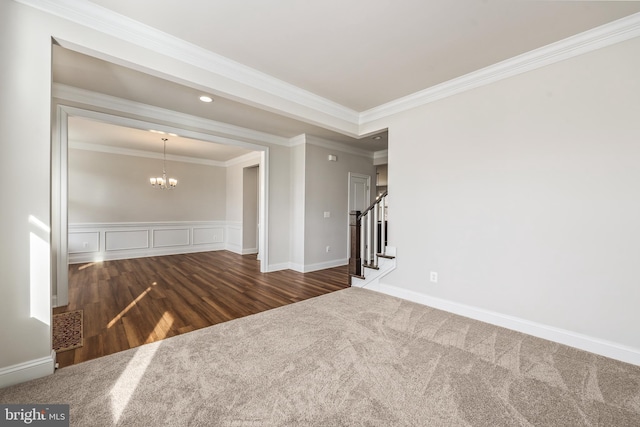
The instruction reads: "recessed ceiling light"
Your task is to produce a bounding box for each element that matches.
[150,129,166,134]
[199,95,213,103]
[168,133,178,137]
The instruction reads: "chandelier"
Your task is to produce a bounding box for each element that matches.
[149,138,177,189]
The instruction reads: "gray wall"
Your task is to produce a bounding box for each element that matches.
[69,149,226,223]
[226,156,260,221]
[242,166,259,251]
[304,140,377,267]
[289,143,306,267]
[381,36,640,349]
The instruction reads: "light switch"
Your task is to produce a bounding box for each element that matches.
[323,211,330,218]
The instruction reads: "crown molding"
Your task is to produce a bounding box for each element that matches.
[18,0,359,127]
[289,134,307,148]
[225,151,262,167]
[33,0,640,134]
[70,140,259,167]
[360,12,640,125]
[69,141,227,167]
[305,135,374,159]
[53,83,290,147]
[373,150,388,160]
[291,133,371,157]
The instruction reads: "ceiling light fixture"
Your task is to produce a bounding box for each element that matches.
[199,95,213,103]
[150,138,177,190]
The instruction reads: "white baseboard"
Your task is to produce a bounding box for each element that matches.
[267,262,291,272]
[290,259,347,273]
[376,284,640,366]
[69,243,225,264]
[274,259,348,273]
[0,351,56,389]
[225,243,242,255]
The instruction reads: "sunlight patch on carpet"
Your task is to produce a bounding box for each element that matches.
[110,341,160,423]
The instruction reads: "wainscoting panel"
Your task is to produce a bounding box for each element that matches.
[153,228,190,248]
[68,231,99,254]
[69,221,227,263]
[106,229,149,251]
[193,227,224,245]
[226,223,242,254]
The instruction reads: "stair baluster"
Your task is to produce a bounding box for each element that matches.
[349,191,389,284]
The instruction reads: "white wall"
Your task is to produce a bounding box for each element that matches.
[0,0,54,381]
[381,36,640,353]
[69,149,226,223]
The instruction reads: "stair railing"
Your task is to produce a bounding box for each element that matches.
[349,191,388,281]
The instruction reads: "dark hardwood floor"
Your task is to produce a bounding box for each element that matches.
[53,251,349,368]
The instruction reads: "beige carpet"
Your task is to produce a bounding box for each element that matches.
[52,310,83,352]
[1,288,640,426]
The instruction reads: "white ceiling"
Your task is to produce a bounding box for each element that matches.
[50,0,640,160]
[84,0,640,110]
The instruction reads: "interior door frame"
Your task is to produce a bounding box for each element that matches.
[52,104,270,307]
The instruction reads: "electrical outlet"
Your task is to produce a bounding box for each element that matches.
[326,246,331,253]
[429,271,438,283]
[324,211,331,218]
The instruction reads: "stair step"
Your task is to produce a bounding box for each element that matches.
[349,273,366,280]
[377,253,396,259]
[363,263,379,270]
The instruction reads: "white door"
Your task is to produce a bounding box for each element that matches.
[349,173,370,213]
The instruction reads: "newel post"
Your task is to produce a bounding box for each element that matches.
[349,210,362,282]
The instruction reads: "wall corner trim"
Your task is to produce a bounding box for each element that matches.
[375,284,640,367]
[0,351,56,389]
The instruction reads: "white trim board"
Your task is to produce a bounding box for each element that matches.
[0,351,56,389]
[53,84,290,148]
[69,141,227,167]
[290,259,348,274]
[375,284,640,367]
[57,86,376,161]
